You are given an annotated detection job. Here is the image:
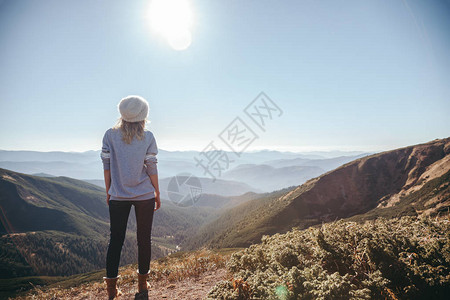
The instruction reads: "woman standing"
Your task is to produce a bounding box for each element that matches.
[101,95,161,299]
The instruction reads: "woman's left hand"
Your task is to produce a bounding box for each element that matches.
[154,191,161,211]
[106,194,111,206]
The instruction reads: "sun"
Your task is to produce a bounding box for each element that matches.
[149,0,194,51]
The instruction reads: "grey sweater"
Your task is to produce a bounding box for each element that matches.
[101,128,158,201]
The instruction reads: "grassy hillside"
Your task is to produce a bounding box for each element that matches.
[182,186,298,250]
[183,138,450,250]
[0,169,108,238]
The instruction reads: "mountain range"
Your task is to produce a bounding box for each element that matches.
[183,137,450,249]
[1,137,448,297]
[0,149,368,193]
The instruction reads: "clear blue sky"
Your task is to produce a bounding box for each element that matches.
[1,0,449,152]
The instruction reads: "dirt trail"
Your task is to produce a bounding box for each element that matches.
[70,268,228,300]
[147,268,227,299]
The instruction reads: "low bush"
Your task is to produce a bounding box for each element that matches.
[207,216,450,299]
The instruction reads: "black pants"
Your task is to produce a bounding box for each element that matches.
[106,198,155,278]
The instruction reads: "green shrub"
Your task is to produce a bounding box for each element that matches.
[207,216,450,299]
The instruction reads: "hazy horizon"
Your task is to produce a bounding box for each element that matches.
[0,146,372,154]
[1,134,448,155]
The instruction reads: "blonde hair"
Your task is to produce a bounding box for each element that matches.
[113,117,147,144]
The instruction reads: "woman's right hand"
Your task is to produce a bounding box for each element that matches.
[154,191,161,211]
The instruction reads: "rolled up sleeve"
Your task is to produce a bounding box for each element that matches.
[144,134,158,176]
[101,131,111,170]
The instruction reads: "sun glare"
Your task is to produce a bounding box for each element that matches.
[149,0,194,51]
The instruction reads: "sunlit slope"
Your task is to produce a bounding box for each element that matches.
[185,137,450,249]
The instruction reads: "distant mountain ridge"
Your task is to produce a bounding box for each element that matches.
[222,164,324,192]
[261,154,368,169]
[0,149,369,193]
[184,137,450,249]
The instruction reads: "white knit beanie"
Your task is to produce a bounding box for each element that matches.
[118,95,149,122]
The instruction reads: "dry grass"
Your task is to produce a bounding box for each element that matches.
[147,248,229,283]
[12,248,238,300]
